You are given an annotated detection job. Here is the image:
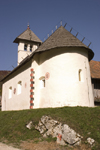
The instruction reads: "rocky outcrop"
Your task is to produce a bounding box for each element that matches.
[26,116,82,146]
[26,116,95,147]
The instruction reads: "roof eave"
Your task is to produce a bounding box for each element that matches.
[1,53,34,82]
[13,38,42,44]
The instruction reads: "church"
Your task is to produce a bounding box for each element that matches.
[1,25,100,111]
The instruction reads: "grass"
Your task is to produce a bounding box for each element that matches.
[0,106,100,149]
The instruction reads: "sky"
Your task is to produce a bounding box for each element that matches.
[0,0,100,71]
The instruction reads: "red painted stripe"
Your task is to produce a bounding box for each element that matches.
[30,84,33,87]
[30,68,34,109]
[30,73,33,77]
[30,68,34,72]
[30,100,33,103]
[30,106,33,109]
[30,89,33,92]
[30,95,33,98]
[30,78,33,82]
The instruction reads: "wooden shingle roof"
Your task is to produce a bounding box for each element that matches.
[90,60,100,79]
[36,26,94,60]
[13,28,42,44]
[0,71,11,81]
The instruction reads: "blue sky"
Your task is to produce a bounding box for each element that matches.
[0,0,100,70]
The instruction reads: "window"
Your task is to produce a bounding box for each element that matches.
[24,44,27,51]
[9,87,12,99]
[17,81,22,95]
[39,76,45,88]
[41,79,45,88]
[79,69,82,81]
[30,45,32,52]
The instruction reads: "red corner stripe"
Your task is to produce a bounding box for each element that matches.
[30,89,33,92]
[30,68,34,72]
[30,106,33,109]
[30,95,33,98]
[30,73,33,77]
[30,84,33,87]
[30,100,33,103]
[30,78,33,82]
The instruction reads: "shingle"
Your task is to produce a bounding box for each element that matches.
[36,26,94,60]
[13,28,42,44]
[90,60,100,79]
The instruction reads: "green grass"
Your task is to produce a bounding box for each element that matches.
[0,106,100,149]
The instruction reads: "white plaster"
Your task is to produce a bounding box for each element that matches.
[33,47,94,108]
[2,61,31,111]
[2,47,94,111]
[18,42,38,65]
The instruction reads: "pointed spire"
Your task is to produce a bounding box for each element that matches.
[27,23,30,29]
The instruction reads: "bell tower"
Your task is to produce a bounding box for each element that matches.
[13,25,42,65]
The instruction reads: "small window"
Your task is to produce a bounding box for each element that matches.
[24,44,27,51]
[9,86,12,99]
[30,45,32,52]
[79,69,82,81]
[42,79,45,88]
[17,81,22,95]
[39,76,45,88]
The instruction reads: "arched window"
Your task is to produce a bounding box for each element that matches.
[17,81,22,95]
[79,69,82,81]
[9,86,12,99]
[39,76,45,88]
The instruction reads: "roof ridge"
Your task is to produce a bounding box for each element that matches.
[35,25,63,52]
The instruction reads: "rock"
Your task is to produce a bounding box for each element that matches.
[62,124,81,145]
[41,116,59,130]
[35,121,46,134]
[26,116,82,146]
[26,121,33,129]
[87,137,95,146]
[52,123,63,138]
[57,133,66,145]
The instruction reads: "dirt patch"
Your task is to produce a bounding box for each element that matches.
[20,140,92,150]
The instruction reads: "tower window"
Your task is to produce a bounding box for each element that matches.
[9,86,12,99]
[24,44,27,51]
[17,81,22,95]
[30,45,32,52]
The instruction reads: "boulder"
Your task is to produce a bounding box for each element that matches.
[62,124,81,145]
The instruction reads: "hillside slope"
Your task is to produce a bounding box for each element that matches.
[0,107,100,149]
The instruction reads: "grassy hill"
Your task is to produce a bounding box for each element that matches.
[0,106,100,149]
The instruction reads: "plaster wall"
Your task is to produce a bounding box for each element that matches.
[18,42,38,65]
[34,48,94,108]
[2,61,31,111]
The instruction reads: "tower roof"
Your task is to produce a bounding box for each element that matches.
[36,26,94,60]
[13,26,42,44]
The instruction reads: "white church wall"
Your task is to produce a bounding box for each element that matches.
[2,61,31,111]
[18,42,38,65]
[34,47,94,108]
[86,58,94,106]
